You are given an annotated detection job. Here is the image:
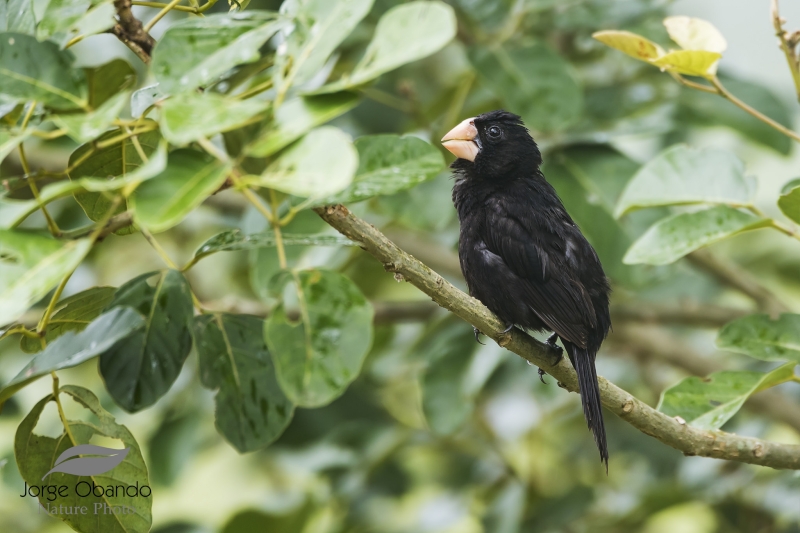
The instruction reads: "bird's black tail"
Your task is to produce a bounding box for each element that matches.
[566,342,608,471]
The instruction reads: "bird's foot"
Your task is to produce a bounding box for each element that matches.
[538,367,548,384]
[501,323,515,334]
[473,326,485,345]
[545,332,563,365]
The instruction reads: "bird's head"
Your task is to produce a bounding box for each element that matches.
[441,110,542,179]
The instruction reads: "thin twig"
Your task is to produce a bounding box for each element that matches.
[143,0,182,33]
[317,204,800,469]
[771,0,800,102]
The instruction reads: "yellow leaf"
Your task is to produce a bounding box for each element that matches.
[664,16,727,53]
[650,50,722,77]
[592,30,664,61]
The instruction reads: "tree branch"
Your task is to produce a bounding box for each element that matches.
[772,0,800,102]
[112,0,156,64]
[316,204,800,470]
[687,250,789,315]
[609,324,800,434]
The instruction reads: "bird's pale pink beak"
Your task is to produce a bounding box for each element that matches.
[441,117,479,161]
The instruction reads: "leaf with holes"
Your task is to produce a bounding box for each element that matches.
[717,313,800,363]
[0,307,144,403]
[15,385,151,533]
[657,363,795,430]
[196,313,295,452]
[99,270,194,412]
[265,269,373,407]
[0,231,92,327]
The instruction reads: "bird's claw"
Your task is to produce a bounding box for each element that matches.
[501,323,514,334]
[545,332,563,365]
[473,326,485,345]
[538,367,548,384]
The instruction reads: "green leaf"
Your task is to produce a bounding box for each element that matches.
[68,128,162,229]
[676,76,793,155]
[419,319,481,435]
[37,0,92,40]
[470,43,583,132]
[0,32,87,110]
[54,2,115,48]
[193,229,355,263]
[0,231,92,327]
[276,0,373,89]
[717,313,800,363]
[0,308,143,403]
[316,134,444,205]
[315,1,456,93]
[778,183,800,224]
[131,83,164,117]
[85,58,136,108]
[1,144,167,229]
[0,127,30,162]
[52,90,129,143]
[152,13,285,95]
[15,385,152,533]
[0,0,36,34]
[159,91,270,145]
[254,126,357,198]
[130,149,231,233]
[246,93,359,157]
[20,286,116,353]
[623,206,769,266]
[265,269,373,407]
[615,144,754,217]
[196,313,295,452]
[657,363,795,430]
[100,270,194,412]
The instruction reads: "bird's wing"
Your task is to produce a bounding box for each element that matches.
[484,200,596,348]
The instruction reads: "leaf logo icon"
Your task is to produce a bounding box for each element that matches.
[42,445,130,480]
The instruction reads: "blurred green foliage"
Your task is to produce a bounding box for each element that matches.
[1,0,800,532]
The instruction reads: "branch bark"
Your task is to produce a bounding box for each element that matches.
[112,0,156,64]
[316,204,800,470]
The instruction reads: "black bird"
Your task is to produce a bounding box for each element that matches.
[442,110,612,468]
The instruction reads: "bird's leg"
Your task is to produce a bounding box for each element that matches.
[473,326,485,345]
[501,323,514,334]
[538,333,564,384]
[545,332,563,364]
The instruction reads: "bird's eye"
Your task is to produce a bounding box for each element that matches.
[486,125,502,139]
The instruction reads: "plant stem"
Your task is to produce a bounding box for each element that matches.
[18,101,61,236]
[96,125,157,149]
[270,190,288,269]
[235,78,274,100]
[132,1,197,11]
[37,271,73,334]
[51,373,78,445]
[140,226,179,269]
[710,76,800,143]
[771,0,800,102]
[143,0,182,32]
